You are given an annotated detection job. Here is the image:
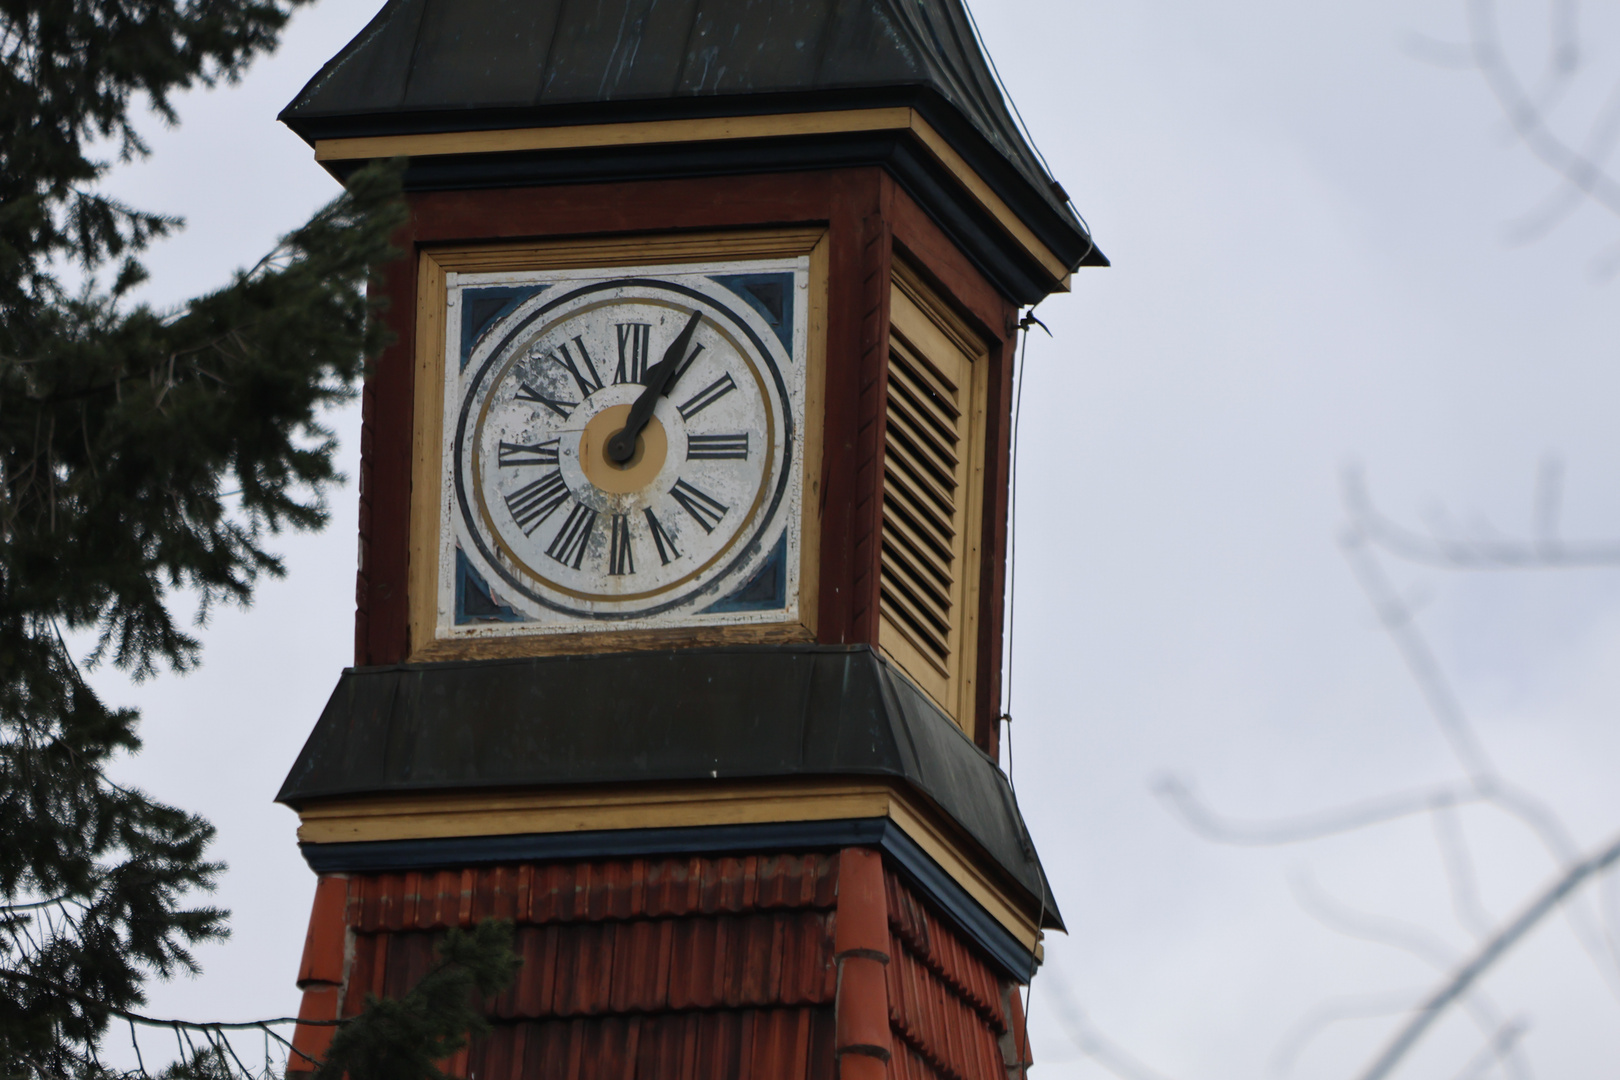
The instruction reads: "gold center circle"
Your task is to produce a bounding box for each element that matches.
[579,404,668,494]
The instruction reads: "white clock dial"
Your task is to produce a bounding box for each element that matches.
[445,267,803,632]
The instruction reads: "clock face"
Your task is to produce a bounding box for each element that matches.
[440,260,807,638]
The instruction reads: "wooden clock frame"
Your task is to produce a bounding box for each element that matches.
[405,227,830,661]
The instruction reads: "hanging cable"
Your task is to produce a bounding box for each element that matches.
[1002,308,1049,774]
[1000,305,1051,1079]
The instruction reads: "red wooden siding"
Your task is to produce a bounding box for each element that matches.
[884,868,1021,1080]
[466,1009,837,1080]
[288,849,1030,1079]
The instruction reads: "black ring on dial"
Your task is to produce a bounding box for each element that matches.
[453,277,796,620]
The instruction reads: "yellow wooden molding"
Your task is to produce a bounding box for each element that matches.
[314,108,915,162]
[405,251,449,658]
[897,115,1069,282]
[294,778,1041,948]
[425,227,829,274]
[311,108,1069,285]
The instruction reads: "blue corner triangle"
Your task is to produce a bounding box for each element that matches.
[703,534,789,615]
[711,273,794,353]
[455,548,529,624]
[461,285,546,370]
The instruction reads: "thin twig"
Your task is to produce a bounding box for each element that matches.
[1290,869,1530,1079]
[1354,829,1620,1080]
[128,1017,148,1078]
[1343,471,1620,993]
[1466,0,1620,222]
[1338,522,1497,779]
[1269,991,1422,1080]
[1343,466,1620,570]
[1431,799,1494,939]
[1040,965,1182,1080]
[0,893,80,913]
[1451,1020,1531,1080]
[1154,775,1485,846]
[0,968,342,1029]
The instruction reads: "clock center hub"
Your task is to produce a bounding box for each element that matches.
[579,403,668,494]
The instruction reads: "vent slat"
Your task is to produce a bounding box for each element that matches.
[881,533,953,618]
[881,568,951,644]
[882,508,953,588]
[883,462,956,547]
[886,395,959,477]
[889,337,961,418]
[879,595,951,671]
[888,361,960,452]
[884,434,955,520]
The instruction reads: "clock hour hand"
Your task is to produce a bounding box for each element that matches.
[607,309,703,465]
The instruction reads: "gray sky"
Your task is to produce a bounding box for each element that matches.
[88,2,1620,1077]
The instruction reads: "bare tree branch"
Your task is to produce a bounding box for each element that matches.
[1466,0,1620,224]
[1431,798,1494,940]
[1342,470,1620,992]
[1269,991,1427,1080]
[1343,465,1620,570]
[1451,1020,1531,1080]
[1290,869,1531,1080]
[1355,829,1620,1080]
[1292,869,1463,971]
[1153,775,1485,846]
[1339,522,1498,779]
[1039,966,1183,1080]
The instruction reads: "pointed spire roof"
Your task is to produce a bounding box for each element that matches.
[282,0,1103,288]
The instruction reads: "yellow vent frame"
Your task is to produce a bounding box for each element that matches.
[878,261,989,729]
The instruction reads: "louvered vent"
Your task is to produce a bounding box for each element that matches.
[881,336,961,671]
[878,267,987,726]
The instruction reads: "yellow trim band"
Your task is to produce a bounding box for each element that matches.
[295,778,1043,950]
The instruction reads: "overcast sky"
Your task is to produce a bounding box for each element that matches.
[88,2,1620,1078]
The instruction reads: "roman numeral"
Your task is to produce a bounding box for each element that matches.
[545,501,597,569]
[643,508,680,565]
[614,323,651,384]
[547,337,604,398]
[608,514,635,576]
[672,343,706,386]
[504,472,570,535]
[498,438,560,467]
[670,479,728,533]
[514,381,577,419]
[686,433,749,460]
[677,373,736,421]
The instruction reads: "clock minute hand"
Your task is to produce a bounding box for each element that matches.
[607,309,704,464]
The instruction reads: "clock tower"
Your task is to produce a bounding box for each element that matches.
[275,2,1104,1077]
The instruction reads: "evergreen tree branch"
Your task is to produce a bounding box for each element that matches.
[1,144,404,1078]
[312,921,521,1080]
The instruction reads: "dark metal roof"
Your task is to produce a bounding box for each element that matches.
[277,645,1062,938]
[280,0,1100,274]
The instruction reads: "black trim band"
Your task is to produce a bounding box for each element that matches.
[285,86,1102,279]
